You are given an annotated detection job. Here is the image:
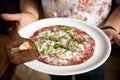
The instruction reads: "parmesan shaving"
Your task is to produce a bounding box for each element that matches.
[19,41,32,50]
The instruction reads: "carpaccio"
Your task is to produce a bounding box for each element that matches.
[30,25,95,66]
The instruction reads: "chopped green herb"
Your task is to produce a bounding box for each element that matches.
[43,32,49,39]
[36,42,44,49]
[44,45,54,55]
[54,44,61,49]
[65,26,72,31]
[67,32,75,39]
[68,40,73,50]
[49,36,55,40]
[79,37,88,42]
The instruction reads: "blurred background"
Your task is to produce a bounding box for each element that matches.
[0,0,120,80]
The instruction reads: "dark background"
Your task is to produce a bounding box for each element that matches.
[0,0,20,35]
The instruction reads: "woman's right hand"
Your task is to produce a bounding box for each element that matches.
[1,12,38,30]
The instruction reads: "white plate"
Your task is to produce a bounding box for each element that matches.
[18,18,111,75]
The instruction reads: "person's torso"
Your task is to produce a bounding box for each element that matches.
[42,0,112,26]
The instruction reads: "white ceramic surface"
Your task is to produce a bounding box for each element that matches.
[18,18,111,75]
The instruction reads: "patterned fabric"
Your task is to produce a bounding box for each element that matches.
[42,0,112,26]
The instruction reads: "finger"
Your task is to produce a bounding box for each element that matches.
[1,13,21,21]
[113,33,120,47]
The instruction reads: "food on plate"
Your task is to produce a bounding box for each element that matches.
[30,25,95,66]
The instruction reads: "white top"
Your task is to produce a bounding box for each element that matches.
[41,0,112,26]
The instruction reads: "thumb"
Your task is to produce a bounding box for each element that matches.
[1,13,21,21]
[113,33,120,47]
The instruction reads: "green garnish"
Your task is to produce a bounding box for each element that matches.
[58,26,72,31]
[67,32,75,39]
[36,42,44,49]
[43,32,49,39]
[49,35,55,40]
[54,44,61,49]
[79,37,88,42]
[68,40,74,51]
[55,35,66,42]
[65,26,72,31]
[44,45,54,55]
